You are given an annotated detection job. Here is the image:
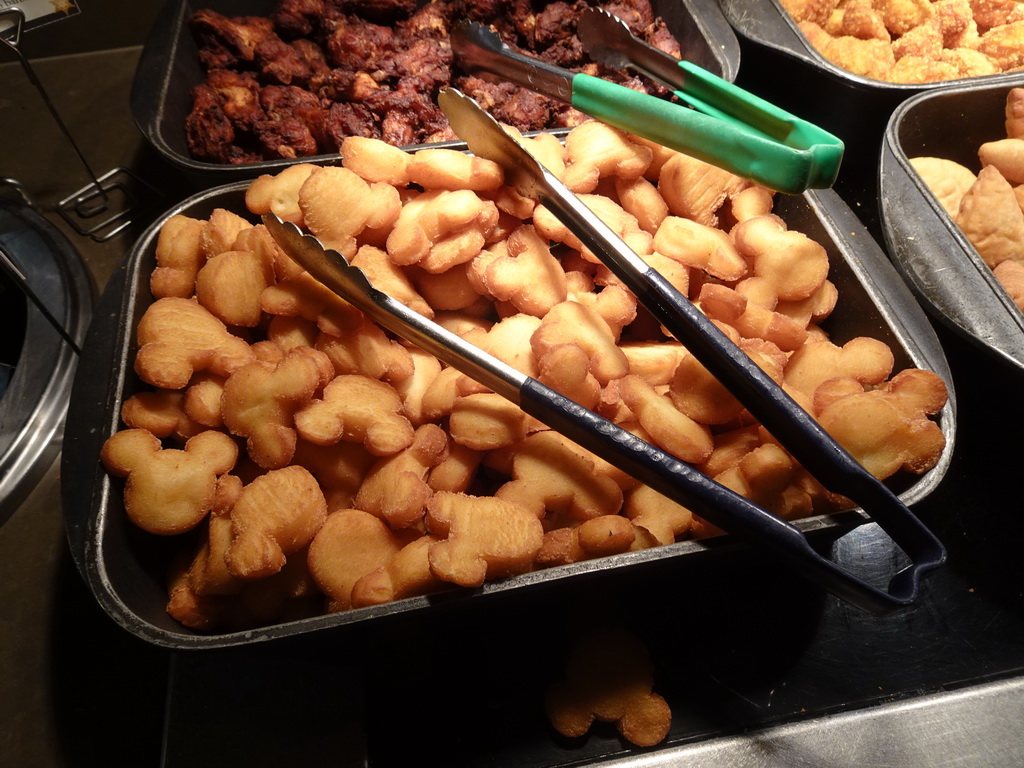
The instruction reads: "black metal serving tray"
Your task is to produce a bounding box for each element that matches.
[880,75,1024,375]
[129,0,741,185]
[60,176,956,651]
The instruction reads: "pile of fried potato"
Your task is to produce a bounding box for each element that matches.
[101,120,948,633]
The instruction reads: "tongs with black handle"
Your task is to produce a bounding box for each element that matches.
[450,12,844,194]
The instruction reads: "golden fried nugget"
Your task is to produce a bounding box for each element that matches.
[299,166,402,256]
[562,122,652,193]
[340,136,411,185]
[623,483,694,546]
[195,248,276,328]
[473,224,568,317]
[733,215,829,301]
[537,343,602,411]
[424,491,544,587]
[978,21,1024,70]
[1007,88,1024,138]
[200,208,251,259]
[120,389,205,444]
[386,188,500,272]
[617,374,713,464]
[784,336,894,400]
[350,534,443,607]
[406,147,504,191]
[448,392,531,451]
[134,297,256,390]
[101,428,238,535]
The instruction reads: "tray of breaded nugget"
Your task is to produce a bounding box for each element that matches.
[61,120,957,650]
[130,0,741,183]
[880,78,1024,373]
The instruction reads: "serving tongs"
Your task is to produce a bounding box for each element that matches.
[265,97,942,615]
[450,14,843,194]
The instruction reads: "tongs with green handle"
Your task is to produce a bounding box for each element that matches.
[450,13,843,194]
[433,86,944,614]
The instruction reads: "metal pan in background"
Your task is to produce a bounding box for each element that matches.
[60,173,956,651]
[879,75,1024,374]
[129,0,741,186]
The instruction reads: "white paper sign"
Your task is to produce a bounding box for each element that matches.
[1,0,81,40]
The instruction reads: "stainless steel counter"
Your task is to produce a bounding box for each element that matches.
[4,13,1024,768]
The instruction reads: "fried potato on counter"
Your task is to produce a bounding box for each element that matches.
[101,122,949,634]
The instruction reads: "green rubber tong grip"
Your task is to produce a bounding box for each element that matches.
[570,69,844,194]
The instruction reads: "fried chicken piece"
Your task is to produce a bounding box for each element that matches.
[255,85,327,158]
[643,16,682,58]
[364,84,452,145]
[324,14,397,72]
[457,76,556,132]
[255,36,321,87]
[318,101,381,147]
[603,0,656,32]
[332,0,419,25]
[391,37,453,91]
[396,0,452,41]
[190,10,277,70]
[186,83,258,164]
[269,0,327,39]
[203,69,264,130]
[533,0,588,49]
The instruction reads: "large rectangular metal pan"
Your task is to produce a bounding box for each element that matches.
[879,75,1024,374]
[129,0,741,185]
[60,174,956,650]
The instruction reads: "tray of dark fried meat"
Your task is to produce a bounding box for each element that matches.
[129,0,741,182]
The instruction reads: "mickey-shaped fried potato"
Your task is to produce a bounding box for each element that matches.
[623,483,694,546]
[294,374,415,456]
[783,336,895,401]
[120,390,205,444]
[354,423,449,529]
[653,215,747,281]
[496,430,624,521]
[298,165,402,256]
[101,428,238,535]
[424,491,544,588]
[471,224,568,317]
[226,465,328,581]
[340,136,411,185]
[406,147,504,191]
[562,121,652,193]
[545,624,671,747]
[658,150,749,227]
[195,246,276,328]
[387,189,501,273]
[151,214,205,299]
[698,282,808,352]
[244,162,318,225]
[134,297,256,390]
[814,368,948,480]
[617,374,713,464]
[733,215,830,301]
[307,508,410,612]
[448,392,532,451]
[187,474,244,597]
[531,300,629,384]
[221,346,334,469]
[350,534,443,608]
